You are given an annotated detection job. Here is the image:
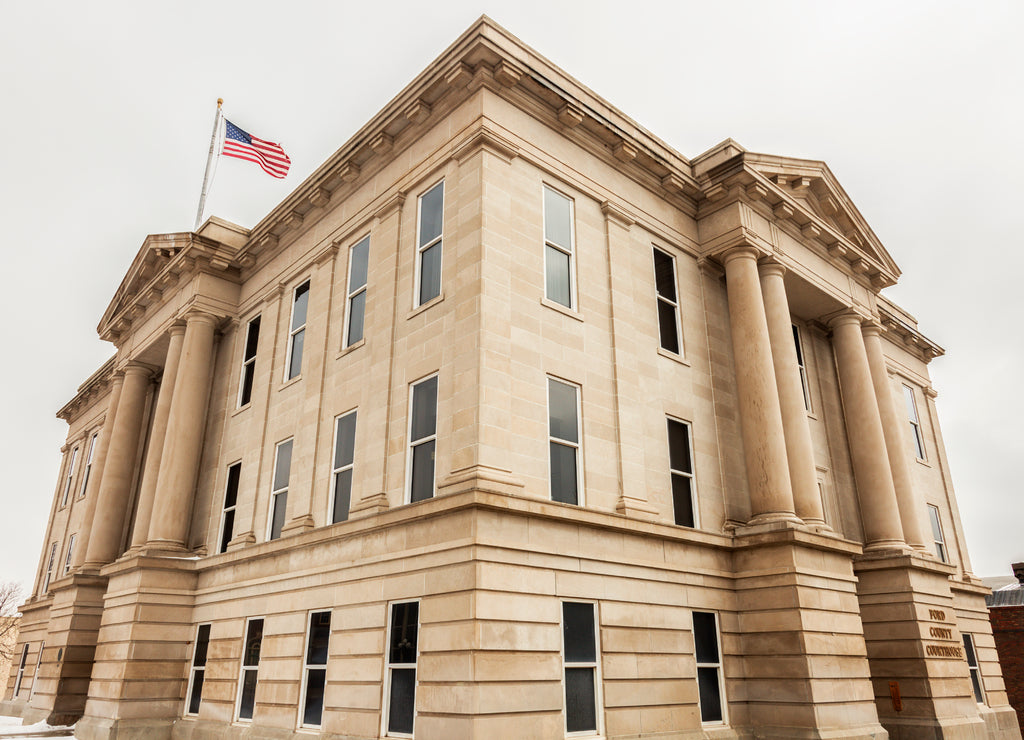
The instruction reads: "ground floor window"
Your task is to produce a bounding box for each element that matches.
[384,601,420,737]
[962,633,985,704]
[562,601,601,735]
[693,611,726,724]
[301,611,331,727]
[236,617,264,721]
[185,624,212,716]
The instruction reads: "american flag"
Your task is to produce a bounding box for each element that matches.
[222,119,291,178]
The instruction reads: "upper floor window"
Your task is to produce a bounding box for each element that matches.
[408,376,438,503]
[345,236,370,347]
[236,617,264,721]
[667,418,697,527]
[185,624,212,716]
[694,611,726,725]
[927,504,947,562]
[653,247,681,354]
[62,534,76,575]
[268,440,293,541]
[792,325,812,411]
[903,384,926,460]
[219,463,241,554]
[285,282,310,381]
[561,601,601,736]
[238,315,261,406]
[544,185,575,309]
[41,542,57,594]
[61,446,78,507]
[330,411,357,523]
[415,182,444,307]
[79,433,98,498]
[548,378,581,506]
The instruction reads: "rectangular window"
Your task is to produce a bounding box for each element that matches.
[963,633,985,704]
[219,463,241,554]
[562,602,601,735]
[268,440,293,541]
[41,542,57,593]
[408,376,437,503]
[544,185,576,309]
[928,504,947,563]
[653,247,681,354]
[668,418,697,527]
[549,378,581,505]
[79,433,98,498]
[238,315,261,407]
[384,601,419,737]
[13,644,29,696]
[415,182,444,307]
[28,642,43,700]
[345,236,370,347]
[285,281,310,381]
[903,384,926,460]
[300,611,331,728]
[693,611,726,724]
[236,617,264,721]
[61,446,78,507]
[62,534,76,575]
[330,411,357,523]
[792,325,812,411]
[185,624,212,716]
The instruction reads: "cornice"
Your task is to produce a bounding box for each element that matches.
[877,303,944,364]
[56,356,116,423]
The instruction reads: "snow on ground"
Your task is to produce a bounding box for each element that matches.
[0,717,75,737]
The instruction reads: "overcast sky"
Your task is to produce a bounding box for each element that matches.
[1,1,1021,592]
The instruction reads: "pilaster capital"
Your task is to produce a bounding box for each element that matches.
[600,200,635,228]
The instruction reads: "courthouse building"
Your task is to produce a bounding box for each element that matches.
[3,17,1020,740]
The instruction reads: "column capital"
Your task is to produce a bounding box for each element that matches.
[120,361,159,380]
[720,244,764,266]
[860,320,885,338]
[757,259,787,279]
[167,322,187,338]
[180,309,221,328]
[827,309,869,330]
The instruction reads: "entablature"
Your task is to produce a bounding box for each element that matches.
[57,356,115,423]
[877,299,944,364]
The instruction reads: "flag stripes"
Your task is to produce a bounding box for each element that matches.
[222,119,291,178]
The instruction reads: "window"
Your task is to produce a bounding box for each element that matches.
[13,644,29,696]
[693,611,726,724]
[653,247,681,354]
[79,433,98,498]
[408,376,437,503]
[185,624,212,716]
[561,602,601,735]
[667,418,697,527]
[903,384,926,459]
[928,504,947,563]
[544,185,575,309]
[41,542,57,593]
[415,182,444,306]
[28,642,43,700]
[330,411,357,523]
[238,315,261,407]
[219,463,241,554]
[61,446,78,507]
[344,236,370,347]
[236,617,264,721]
[548,378,581,505]
[268,440,293,541]
[62,534,76,575]
[285,281,310,381]
[792,325,812,411]
[963,633,985,704]
[301,611,331,728]
[384,601,419,737]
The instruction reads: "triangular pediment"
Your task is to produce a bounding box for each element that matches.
[99,232,193,332]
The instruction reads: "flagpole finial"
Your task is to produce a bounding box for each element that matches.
[217,98,223,108]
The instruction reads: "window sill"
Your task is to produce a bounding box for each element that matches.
[657,347,690,367]
[541,297,584,322]
[232,402,253,418]
[915,457,931,468]
[338,338,365,359]
[408,293,444,319]
[279,375,303,392]
[806,411,819,421]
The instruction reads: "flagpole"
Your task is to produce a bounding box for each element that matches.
[194,98,224,231]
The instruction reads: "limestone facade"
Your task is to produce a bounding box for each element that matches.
[2,16,1019,740]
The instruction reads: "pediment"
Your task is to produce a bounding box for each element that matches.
[99,232,193,332]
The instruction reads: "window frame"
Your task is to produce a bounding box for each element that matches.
[266,439,293,542]
[693,610,727,726]
[299,610,332,729]
[79,432,98,498]
[61,445,79,508]
[219,462,242,554]
[238,314,261,408]
[62,534,76,575]
[653,246,683,355]
[406,375,438,504]
[382,600,421,738]
[343,235,370,348]
[792,324,812,412]
[13,643,29,697]
[284,280,311,382]
[927,504,948,563]
[234,616,265,723]
[547,377,583,506]
[41,541,58,594]
[28,642,43,701]
[414,180,444,308]
[329,410,357,523]
[903,383,926,460]
[560,600,603,737]
[667,416,698,528]
[543,184,577,310]
[963,633,986,704]
[184,623,212,717]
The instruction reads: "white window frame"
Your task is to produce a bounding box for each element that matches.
[382,600,421,739]
[547,377,583,506]
[963,633,986,704]
[267,440,293,541]
[238,314,261,407]
[184,623,212,717]
[903,384,926,460]
[284,280,310,382]
[343,235,370,348]
[406,375,438,504]
[13,643,29,696]
[792,324,812,412]
[694,610,727,726]
[414,181,444,308]
[927,504,948,563]
[667,417,698,528]
[218,462,242,554]
[560,600,603,738]
[61,446,78,507]
[41,542,58,593]
[62,534,76,575]
[653,246,683,355]
[329,410,357,523]
[79,433,98,498]
[234,616,265,723]
[299,610,332,729]
[543,184,577,310]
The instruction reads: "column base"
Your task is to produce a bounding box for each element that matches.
[349,491,390,518]
[747,510,804,526]
[614,495,660,520]
[437,465,525,498]
[138,540,191,556]
[280,514,314,537]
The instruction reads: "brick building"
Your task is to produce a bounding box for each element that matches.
[988,564,1024,738]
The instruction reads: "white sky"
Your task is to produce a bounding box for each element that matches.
[1,1,1021,592]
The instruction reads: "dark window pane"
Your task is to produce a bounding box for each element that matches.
[653,248,677,302]
[970,670,984,703]
[672,475,694,527]
[963,635,978,666]
[240,363,255,406]
[411,441,435,503]
[288,328,305,379]
[346,290,365,346]
[270,492,287,540]
[548,379,578,443]
[244,619,264,666]
[291,282,310,330]
[332,469,352,524]
[307,612,331,665]
[565,667,597,733]
[411,377,438,441]
[658,299,680,353]
[224,464,241,508]
[187,669,205,715]
[303,668,326,726]
[193,625,211,667]
[334,413,357,469]
[418,242,442,305]
[388,668,416,734]
[219,509,235,554]
[550,443,578,505]
[273,441,293,492]
[936,542,947,562]
[349,237,369,292]
[693,612,719,664]
[562,603,596,662]
[667,419,691,472]
[697,666,723,722]
[791,324,804,365]
[238,669,258,720]
[544,187,572,249]
[545,245,572,308]
[419,182,444,247]
[244,316,261,361]
[389,602,419,664]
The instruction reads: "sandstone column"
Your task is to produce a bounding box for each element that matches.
[829,312,905,550]
[721,247,799,524]
[128,324,186,550]
[146,311,219,550]
[759,261,827,526]
[82,363,153,567]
